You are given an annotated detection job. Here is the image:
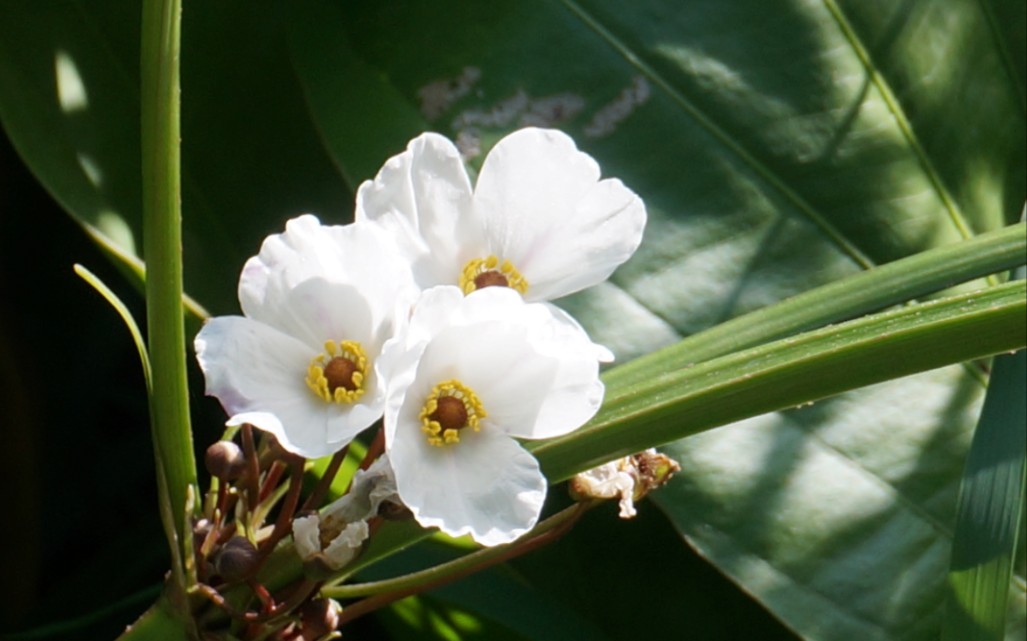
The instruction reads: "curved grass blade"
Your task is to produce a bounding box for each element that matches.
[943,268,1027,640]
[74,264,152,391]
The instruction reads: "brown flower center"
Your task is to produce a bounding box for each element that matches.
[473,270,510,290]
[459,255,528,295]
[306,340,368,404]
[323,356,358,393]
[429,396,469,431]
[419,380,487,447]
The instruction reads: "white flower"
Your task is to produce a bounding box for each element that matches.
[378,286,604,546]
[355,127,646,303]
[195,215,417,458]
[293,456,399,571]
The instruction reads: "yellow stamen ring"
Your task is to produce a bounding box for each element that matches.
[459,255,528,295]
[305,340,369,404]
[419,380,487,447]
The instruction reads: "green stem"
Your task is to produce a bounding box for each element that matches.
[534,280,1027,479]
[141,0,198,588]
[324,502,590,621]
[606,222,1026,390]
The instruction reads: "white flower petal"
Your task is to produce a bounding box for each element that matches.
[472,128,646,301]
[195,316,312,416]
[542,302,615,363]
[356,133,483,287]
[275,280,380,356]
[389,425,545,546]
[226,405,356,459]
[239,215,342,319]
[415,322,555,439]
[384,288,603,441]
[196,316,380,459]
[529,368,604,440]
[379,340,428,448]
[392,286,466,351]
[241,218,417,331]
[320,455,399,524]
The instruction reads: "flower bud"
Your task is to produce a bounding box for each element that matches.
[205,441,246,481]
[215,536,259,582]
[630,449,680,500]
[299,598,341,641]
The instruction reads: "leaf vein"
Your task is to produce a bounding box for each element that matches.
[556,0,876,270]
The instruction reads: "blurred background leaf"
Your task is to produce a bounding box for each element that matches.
[0,0,1023,639]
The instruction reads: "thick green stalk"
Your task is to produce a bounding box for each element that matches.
[606,222,1026,390]
[141,0,197,585]
[533,280,1027,480]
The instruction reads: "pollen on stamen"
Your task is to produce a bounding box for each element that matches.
[419,380,486,447]
[459,255,528,295]
[306,340,369,404]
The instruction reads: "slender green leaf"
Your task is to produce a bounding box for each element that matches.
[534,281,1026,478]
[943,336,1026,639]
[74,264,153,391]
[0,0,353,313]
[606,222,1026,391]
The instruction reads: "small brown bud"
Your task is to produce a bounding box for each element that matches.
[205,441,246,481]
[215,536,259,582]
[630,450,681,501]
[299,598,341,640]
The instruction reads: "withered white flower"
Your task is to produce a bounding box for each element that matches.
[571,458,639,518]
[195,215,417,458]
[378,286,604,546]
[292,456,399,572]
[355,127,646,304]
[570,449,681,518]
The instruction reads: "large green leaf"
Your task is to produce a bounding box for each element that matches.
[654,367,985,641]
[0,0,353,313]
